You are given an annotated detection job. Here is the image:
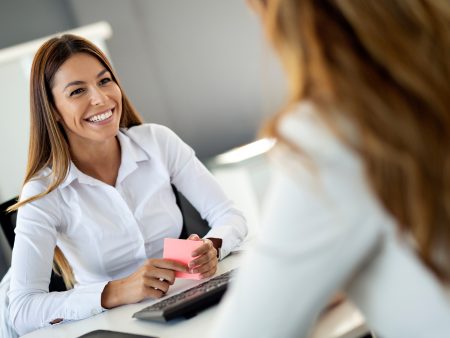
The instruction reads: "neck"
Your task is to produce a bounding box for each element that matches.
[70,136,121,186]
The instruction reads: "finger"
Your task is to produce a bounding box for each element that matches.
[143,287,165,299]
[148,258,188,272]
[191,257,217,274]
[143,278,170,294]
[191,240,213,257]
[144,266,177,284]
[200,265,217,279]
[189,249,216,268]
[187,234,201,241]
[189,251,217,273]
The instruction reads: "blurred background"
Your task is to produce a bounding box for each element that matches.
[0,0,285,158]
[0,0,286,276]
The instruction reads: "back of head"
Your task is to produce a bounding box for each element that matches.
[262,0,450,281]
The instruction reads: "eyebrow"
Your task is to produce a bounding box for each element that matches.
[63,69,110,91]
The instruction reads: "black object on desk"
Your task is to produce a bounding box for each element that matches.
[77,330,158,338]
[133,269,236,322]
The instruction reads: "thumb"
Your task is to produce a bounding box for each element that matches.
[187,234,201,241]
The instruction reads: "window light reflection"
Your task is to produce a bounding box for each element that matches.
[214,138,276,165]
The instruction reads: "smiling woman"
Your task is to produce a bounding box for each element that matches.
[211,1,450,337]
[6,35,247,336]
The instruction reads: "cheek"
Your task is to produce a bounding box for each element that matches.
[113,86,123,114]
[113,86,123,104]
[54,99,85,125]
[56,103,74,121]
[53,99,70,122]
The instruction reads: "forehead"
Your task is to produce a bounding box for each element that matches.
[52,53,106,87]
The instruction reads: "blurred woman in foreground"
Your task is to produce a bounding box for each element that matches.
[212,0,450,337]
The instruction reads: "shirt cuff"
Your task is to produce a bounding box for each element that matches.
[66,281,109,319]
[204,227,243,260]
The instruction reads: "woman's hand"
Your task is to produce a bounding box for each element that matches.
[187,234,219,279]
[101,258,187,309]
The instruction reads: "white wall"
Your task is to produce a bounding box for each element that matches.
[0,59,29,275]
[0,0,76,49]
[0,60,30,201]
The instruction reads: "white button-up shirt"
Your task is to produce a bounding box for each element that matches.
[8,124,247,335]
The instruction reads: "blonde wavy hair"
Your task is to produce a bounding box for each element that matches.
[9,34,143,288]
[259,0,450,281]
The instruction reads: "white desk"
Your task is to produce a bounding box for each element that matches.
[22,253,369,338]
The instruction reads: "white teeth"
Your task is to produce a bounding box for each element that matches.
[88,110,112,123]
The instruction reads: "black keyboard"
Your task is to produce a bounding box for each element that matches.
[132,269,236,322]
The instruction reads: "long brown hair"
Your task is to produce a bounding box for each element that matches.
[261,0,450,281]
[9,34,143,288]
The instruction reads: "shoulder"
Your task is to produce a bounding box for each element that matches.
[277,102,361,171]
[18,169,62,225]
[273,102,375,212]
[124,123,179,142]
[20,168,54,201]
[123,123,190,155]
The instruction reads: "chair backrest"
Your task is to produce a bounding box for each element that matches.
[0,198,17,249]
[0,197,67,291]
[172,185,210,239]
[0,188,210,291]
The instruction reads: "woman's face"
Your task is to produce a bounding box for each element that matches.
[51,53,122,147]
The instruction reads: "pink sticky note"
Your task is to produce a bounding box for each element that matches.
[163,238,203,280]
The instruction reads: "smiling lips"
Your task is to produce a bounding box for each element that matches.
[86,109,113,123]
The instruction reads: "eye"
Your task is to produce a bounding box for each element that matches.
[99,77,112,86]
[69,88,84,97]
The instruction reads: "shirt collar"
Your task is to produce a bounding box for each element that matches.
[115,129,149,184]
[59,129,150,189]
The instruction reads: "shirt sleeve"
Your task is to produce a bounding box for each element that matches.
[8,180,107,336]
[210,106,384,337]
[153,125,248,259]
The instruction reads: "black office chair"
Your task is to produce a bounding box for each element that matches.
[0,186,210,292]
[173,185,210,239]
[0,197,67,291]
[0,198,16,249]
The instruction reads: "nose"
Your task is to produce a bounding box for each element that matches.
[90,87,107,106]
